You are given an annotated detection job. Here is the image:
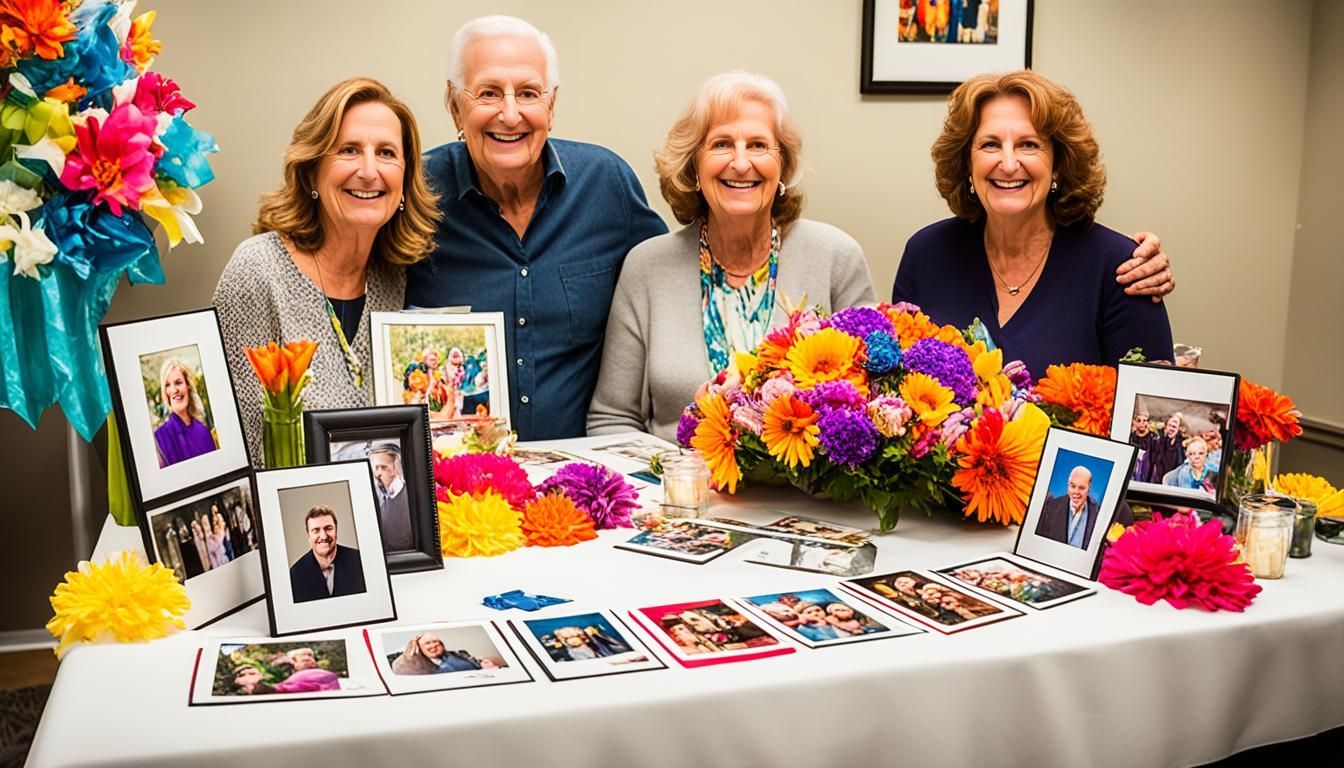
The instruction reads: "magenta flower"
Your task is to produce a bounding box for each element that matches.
[60,104,159,215]
[537,463,640,529]
[434,453,536,511]
[132,72,197,116]
[1099,514,1262,612]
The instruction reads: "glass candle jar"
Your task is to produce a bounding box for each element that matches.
[1289,499,1317,558]
[1235,494,1296,579]
[660,452,711,519]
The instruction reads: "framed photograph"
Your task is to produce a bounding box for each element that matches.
[1110,362,1239,512]
[100,308,250,504]
[141,473,262,628]
[303,405,440,574]
[1014,427,1137,579]
[366,621,533,694]
[189,632,383,705]
[509,609,665,681]
[735,588,922,648]
[253,462,396,636]
[861,0,1035,94]
[841,570,1023,633]
[614,519,753,564]
[628,599,794,667]
[742,539,878,577]
[937,554,1095,610]
[369,311,509,428]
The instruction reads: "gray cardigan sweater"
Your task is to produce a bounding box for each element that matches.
[587,219,877,442]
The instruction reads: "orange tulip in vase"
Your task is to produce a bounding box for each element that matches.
[244,340,317,468]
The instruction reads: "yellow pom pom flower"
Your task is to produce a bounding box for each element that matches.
[46,551,189,659]
[439,490,525,558]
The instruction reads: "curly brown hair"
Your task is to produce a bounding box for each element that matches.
[254,78,441,266]
[931,70,1105,227]
[654,71,804,232]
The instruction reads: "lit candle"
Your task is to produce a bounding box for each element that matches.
[661,453,710,518]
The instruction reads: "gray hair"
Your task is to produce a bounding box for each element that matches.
[447,15,561,91]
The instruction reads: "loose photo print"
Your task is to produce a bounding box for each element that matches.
[1110,362,1238,508]
[937,555,1095,610]
[369,311,508,427]
[582,433,678,473]
[736,588,922,648]
[255,462,395,636]
[615,519,752,564]
[629,599,794,667]
[759,515,872,547]
[841,570,1022,634]
[510,609,664,681]
[743,539,878,577]
[367,621,532,694]
[101,308,249,503]
[143,474,262,627]
[1016,427,1138,579]
[190,633,383,705]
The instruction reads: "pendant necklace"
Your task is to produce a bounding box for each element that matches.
[987,245,1048,296]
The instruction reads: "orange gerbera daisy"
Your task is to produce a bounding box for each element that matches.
[1234,379,1301,451]
[691,391,741,493]
[0,0,77,60]
[952,403,1049,525]
[761,395,821,468]
[899,372,959,428]
[784,327,866,392]
[886,307,940,348]
[1034,363,1118,436]
[521,493,597,547]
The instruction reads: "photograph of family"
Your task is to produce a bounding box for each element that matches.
[148,479,257,584]
[760,515,871,547]
[1126,395,1227,496]
[744,539,878,577]
[617,520,745,563]
[740,588,917,647]
[637,600,786,659]
[210,640,351,697]
[371,313,506,425]
[370,621,532,693]
[939,556,1093,610]
[139,344,219,468]
[845,570,1021,632]
[514,610,664,680]
[896,0,999,45]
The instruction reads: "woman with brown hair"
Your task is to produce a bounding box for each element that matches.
[213,78,440,464]
[892,70,1173,379]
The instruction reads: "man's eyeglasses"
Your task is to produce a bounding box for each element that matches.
[452,82,551,107]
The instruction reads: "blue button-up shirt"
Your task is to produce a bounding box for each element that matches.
[407,139,668,440]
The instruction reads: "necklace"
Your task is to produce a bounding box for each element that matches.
[986,245,1049,296]
[711,233,772,279]
[311,250,365,389]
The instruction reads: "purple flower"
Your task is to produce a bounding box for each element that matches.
[910,426,940,459]
[1003,359,1033,389]
[806,380,866,413]
[903,339,977,406]
[676,410,700,448]
[828,307,894,339]
[537,463,640,529]
[818,409,879,467]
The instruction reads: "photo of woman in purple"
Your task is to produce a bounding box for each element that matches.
[153,358,218,467]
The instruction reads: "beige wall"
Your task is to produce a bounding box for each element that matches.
[0,0,1325,630]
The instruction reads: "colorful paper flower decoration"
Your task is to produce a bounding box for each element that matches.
[537,463,640,529]
[46,550,189,658]
[1099,514,1261,612]
[438,490,525,558]
[521,493,597,547]
[433,452,535,510]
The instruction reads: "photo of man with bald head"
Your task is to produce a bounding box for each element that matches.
[1035,465,1102,549]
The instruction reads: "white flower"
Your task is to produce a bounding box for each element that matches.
[13,137,69,178]
[0,212,59,280]
[0,181,42,218]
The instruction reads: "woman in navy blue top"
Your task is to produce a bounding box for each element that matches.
[892,71,1173,381]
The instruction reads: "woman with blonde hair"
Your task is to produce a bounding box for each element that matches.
[214,78,441,465]
[153,358,217,467]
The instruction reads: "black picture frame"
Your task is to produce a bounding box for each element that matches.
[861,0,1035,95]
[303,405,441,574]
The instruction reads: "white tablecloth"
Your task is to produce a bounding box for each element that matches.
[26,440,1344,768]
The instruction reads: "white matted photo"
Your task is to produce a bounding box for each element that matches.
[1015,427,1137,579]
[509,609,665,681]
[100,308,249,503]
[189,631,383,705]
[735,588,923,648]
[142,473,262,627]
[254,462,396,636]
[367,620,533,694]
[369,311,508,428]
[1110,362,1239,510]
[840,570,1023,634]
[937,553,1096,610]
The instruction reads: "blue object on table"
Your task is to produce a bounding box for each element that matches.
[483,590,572,612]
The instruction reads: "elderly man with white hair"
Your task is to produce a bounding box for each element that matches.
[1035,465,1101,549]
[406,15,667,441]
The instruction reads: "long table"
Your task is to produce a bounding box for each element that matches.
[26,437,1344,768]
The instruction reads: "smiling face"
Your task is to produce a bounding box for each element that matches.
[680,611,717,634]
[161,364,192,420]
[1165,415,1181,438]
[827,603,855,621]
[553,627,588,648]
[233,666,262,690]
[1067,467,1092,508]
[313,101,405,236]
[451,34,555,190]
[418,633,445,659]
[796,604,828,625]
[970,96,1054,225]
[305,512,338,560]
[288,648,317,671]
[696,99,781,227]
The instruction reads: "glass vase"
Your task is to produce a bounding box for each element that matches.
[262,405,305,468]
[1224,441,1277,505]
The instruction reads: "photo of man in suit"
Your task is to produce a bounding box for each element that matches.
[1035,467,1101,549]
[289,506,366,603]
[368,444,413,550]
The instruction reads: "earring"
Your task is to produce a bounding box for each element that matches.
[310,190,319,200]
[968,177,976,196]
[456,129,465,141]
[1050,180,1058,193]
[398,198,405,211]
[777,182,787,198]
[694,176,700,192]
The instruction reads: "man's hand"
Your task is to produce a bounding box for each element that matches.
[1117,231,1174,302]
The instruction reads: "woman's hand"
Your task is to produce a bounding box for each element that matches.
[1117,232,1175,302]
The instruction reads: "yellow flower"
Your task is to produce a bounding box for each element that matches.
[761,394,821,469]
[691,391,741,493]
[1319,489,1344,518]
[1106,521,1128,544]
[784,328,866,392]
[1273,473,1342,517]
[438,490,525,557]
[968,344,1012,409]
[124,11,163,73]
[899,372,959,427]
[46,551,189,659]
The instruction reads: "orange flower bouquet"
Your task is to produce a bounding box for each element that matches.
[244,340,317,468]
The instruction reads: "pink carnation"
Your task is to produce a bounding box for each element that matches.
[1099,514,1262,612]
[759,375,798,405]
[60,104,159,215]
[867,395,912,438]
[434,453,536,511]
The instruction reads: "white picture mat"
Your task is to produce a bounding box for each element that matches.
[839,570,1023,634]
[366,620,532,694]
[938,552,1096,611]
[511,608,664,681]
[190,630,383,705]
[1015,428,1135,578]
[255,463,395,635]
[369,311,510,427]
[104,310,249,502]
[870,0,1031,82]
[144,477,262,628]
[628,600,791,663]
[1109,364,1237,502]
[732,591,923,649]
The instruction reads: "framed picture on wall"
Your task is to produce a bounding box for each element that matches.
[368,312,509,430]
[861,0,1035,94]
